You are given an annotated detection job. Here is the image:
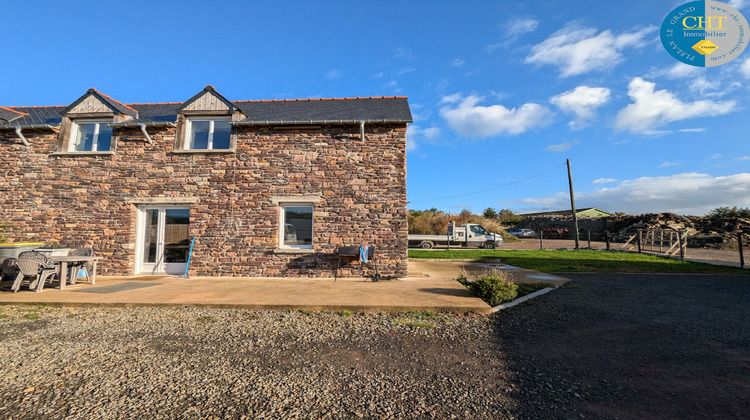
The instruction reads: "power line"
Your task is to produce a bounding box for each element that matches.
[409,162,566,204]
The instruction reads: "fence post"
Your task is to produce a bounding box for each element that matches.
[587,230,591,250]
[739,232,745,269]
[606,230,611,251]
[540,230,544,250]
[679,230,685,261]
[637,230,642,253]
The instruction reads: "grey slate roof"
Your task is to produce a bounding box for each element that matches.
[1,94,412,130]
[234,97,413,124]
[0,106,27,124]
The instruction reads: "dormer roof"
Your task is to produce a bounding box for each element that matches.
[176,85,236,114]
[60,88,139,118]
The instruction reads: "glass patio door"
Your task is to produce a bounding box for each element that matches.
[137,206,190,275]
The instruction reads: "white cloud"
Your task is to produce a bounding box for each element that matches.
[406,125,441,151]
[519,173,750,215]
[325,69,342,79]
[614,77,736,132]
[525,24,654,77]
[665,63,703,79]
[439,94,553,138]
[450,58,465,68]
[545,139,580,152]
[709,154,723,160]
[728,0,747,8]
[737,156,750,161]
[508,18,539,36]
[550,86,611,128]
[397,67,416,76]
[592,178,617,184]
[740,57,750,78]
[679,128,706,133]
[394,47,414,60]
[488,18,539,51]
[660,161,680,167]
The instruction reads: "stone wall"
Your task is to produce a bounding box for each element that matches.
[0,124,408,278]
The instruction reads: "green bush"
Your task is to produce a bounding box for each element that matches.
[465,272,518,307]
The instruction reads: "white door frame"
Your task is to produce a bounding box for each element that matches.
[135,205,190,275]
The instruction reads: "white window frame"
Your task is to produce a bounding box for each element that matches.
[184,116,232,150]
[68,119,113,152]
[279,203,314,249]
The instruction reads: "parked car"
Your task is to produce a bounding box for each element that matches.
[508,228,535,238]
[542,228,569,239]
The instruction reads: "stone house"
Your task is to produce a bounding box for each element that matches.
[0,86,411,278]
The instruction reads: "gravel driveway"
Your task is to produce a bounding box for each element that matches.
[1,273,748,419]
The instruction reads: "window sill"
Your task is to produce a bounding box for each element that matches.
[273,248,315,254]
[51,151,115,156]
[172,149,236,154]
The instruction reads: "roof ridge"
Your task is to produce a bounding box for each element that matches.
[6,96,409,109]
[233,96,408,103]
[89,88,139,114]
[7,105,66,109]
[0,106,27,115]
[128,102,182,106]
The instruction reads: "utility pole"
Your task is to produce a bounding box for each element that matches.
[567,159,580,250]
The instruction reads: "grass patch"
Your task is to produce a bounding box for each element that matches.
[394,318,435,329]
[406,310,436,319]
[410,249,748,274]
[23,312,41,320]
[197,315,216,323]
[338,310,353,316]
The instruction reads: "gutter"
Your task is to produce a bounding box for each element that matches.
[0,123,58,131]
[232,118,412,125]
[108,121,176,128]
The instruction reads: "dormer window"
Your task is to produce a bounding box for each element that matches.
[69,120,112,152]
[185,117,231,150]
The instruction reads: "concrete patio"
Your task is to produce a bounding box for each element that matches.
[0,260,569,314]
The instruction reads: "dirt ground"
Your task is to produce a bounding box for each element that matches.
[503,238,749,268]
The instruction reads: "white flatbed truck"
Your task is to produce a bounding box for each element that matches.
[408,222,503,249]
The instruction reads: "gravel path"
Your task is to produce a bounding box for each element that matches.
[1,272,748,419]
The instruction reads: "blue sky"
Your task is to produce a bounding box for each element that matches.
[2,0,749,216]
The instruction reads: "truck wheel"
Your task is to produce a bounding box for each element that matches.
[484,242,495,249]
[420,241,434,249]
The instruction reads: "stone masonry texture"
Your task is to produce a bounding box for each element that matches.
[0,125,408,278]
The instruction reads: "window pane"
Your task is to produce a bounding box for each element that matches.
[75,123,96,151]
[190,120,210,149]
[284,206,313,246]
[164,209,190,263]
[144,209,159,263]
[97,124,113,151]
[212,120,231,149]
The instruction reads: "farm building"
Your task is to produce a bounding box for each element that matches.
[0,86,411,278]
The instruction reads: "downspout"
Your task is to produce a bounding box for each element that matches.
[359,120,365,141]
[139,123,153,144]
[14,126,30,147]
